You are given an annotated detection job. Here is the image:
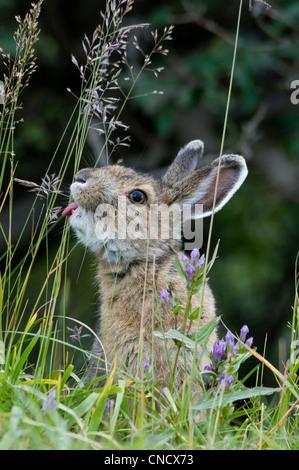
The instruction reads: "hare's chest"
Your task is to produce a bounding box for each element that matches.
[99,276,149,328]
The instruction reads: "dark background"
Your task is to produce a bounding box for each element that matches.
[1,0,298,383]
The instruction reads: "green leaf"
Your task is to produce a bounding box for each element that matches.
[173,305,182,316]
[175,255,187,280]
[188,305,202,321]
[88,355,117,433]
[171,291,181,306]
[154,329,195,349]
[193,386,281,411]
[189,317,219,346]
[58,364,74,395]
[171,291,182,315]
[154,317,219,349]
[110,379,126,435]
[190,277,204,295]
[0,341,5,366]
[11,330,41,384]
[71,392,100,427]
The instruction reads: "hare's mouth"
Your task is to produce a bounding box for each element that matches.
[62,202,80,218]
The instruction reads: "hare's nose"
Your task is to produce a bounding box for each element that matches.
[75,175,86,184]
[74,169,92,183]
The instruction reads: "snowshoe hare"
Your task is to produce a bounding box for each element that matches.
[63,140,247,396]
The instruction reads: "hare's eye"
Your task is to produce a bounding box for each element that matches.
[128,189,147,205]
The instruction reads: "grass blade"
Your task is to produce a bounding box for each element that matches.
[88,354,117,433]
[193,386,281,412]
[110,379,127,435]
[11,329,41,384]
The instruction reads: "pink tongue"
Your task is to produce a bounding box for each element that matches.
[62,202,79,217]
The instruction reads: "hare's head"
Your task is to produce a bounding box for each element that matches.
[63,140,247,264]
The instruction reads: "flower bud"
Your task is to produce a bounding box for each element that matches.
[240,325,249,341]
[226,374,234,389]
[225,330,235,350]
[213,342,223,363]
[185,265,195,279]
[190,248,200,262]
[159,289,170,304]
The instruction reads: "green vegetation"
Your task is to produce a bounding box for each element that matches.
[0,0,298,450]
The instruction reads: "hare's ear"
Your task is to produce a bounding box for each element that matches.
[162,140,204,186]
[171,154,248,218]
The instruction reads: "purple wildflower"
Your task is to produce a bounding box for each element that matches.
[232,342,239,355]
[181,253,188,265]
[218,373,225,385]
[143,359,149,370]
[219,339,227,353]
[159,289,170,304]
[245,337,253,347]
[190,248,200,262]
[185,265,195,280]
[42,388,57,415]
[225,375,234,389]
[225,331,235,350]
[213,342,223,363]
[240,325,249,341]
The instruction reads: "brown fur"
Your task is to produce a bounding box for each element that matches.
[92,255,216,392]
[65,140,248,396]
